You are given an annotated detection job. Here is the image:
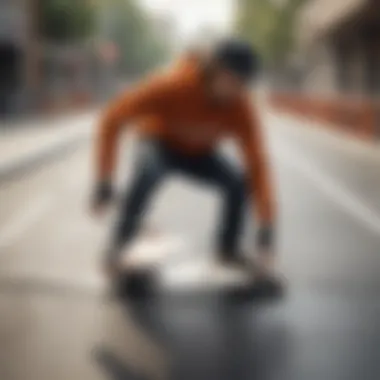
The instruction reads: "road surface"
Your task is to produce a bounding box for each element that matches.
[0,107,380,380]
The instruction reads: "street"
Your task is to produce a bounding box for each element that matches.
[1,106,380,380]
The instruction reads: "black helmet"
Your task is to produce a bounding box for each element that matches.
[213,39,260,82]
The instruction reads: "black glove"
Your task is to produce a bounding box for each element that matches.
[257,224,274,249]
[92,181,114,209]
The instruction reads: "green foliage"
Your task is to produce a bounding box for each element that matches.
[236,0,304,66]
[39,0,171,74]
[97,0,170,75]
[40,0,96,42]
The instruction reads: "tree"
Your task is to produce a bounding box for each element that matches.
[97,0,171,76]
[236,0,305,67]
[39,0,96,43]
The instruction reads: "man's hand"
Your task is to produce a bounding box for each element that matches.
[91,180,114,217]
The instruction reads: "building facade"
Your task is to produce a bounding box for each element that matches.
[0,0,39,116]
[0,0,105,119]
[297,0,380,97]
[270,0,380,141]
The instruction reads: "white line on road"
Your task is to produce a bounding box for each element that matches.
[278,147,380,237]
[0,195,54,250]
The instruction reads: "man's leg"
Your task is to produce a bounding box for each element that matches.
[172,151,247,260]
[105,141,169,268]
[206,155,247,260]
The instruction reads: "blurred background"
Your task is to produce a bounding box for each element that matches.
[1,1,380,380]
[0,0,175,118]
[1,0,379,136]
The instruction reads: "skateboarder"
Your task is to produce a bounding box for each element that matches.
[91,39,277,280]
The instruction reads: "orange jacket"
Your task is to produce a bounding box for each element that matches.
[95,57,275,224]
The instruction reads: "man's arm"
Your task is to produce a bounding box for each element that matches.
[234,98,276,249]
[93,78,171,211]
[96,78,171,182]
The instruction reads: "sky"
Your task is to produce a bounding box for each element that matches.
[141,0,235,41]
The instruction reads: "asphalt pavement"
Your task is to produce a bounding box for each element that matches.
[0,106,380,380]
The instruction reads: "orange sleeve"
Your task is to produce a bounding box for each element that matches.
[234,98,275,225]
[95,78,172,181]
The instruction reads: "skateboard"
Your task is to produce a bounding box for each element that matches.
[115,234,283,298]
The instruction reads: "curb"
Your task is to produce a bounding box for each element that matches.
[0,132,91,185]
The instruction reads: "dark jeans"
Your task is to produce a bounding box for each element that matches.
[108,140,247,262]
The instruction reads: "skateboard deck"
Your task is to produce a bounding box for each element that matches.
[159,258,255,291]
[120,233,186,270]
[117,234,276,296]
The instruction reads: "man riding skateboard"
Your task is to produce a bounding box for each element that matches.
[92,39,277,282]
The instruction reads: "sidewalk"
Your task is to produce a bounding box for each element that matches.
[0,111,98,183]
